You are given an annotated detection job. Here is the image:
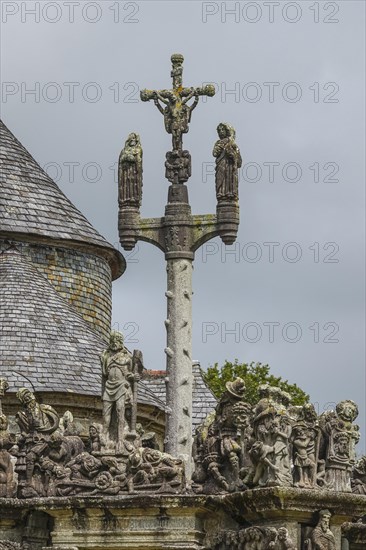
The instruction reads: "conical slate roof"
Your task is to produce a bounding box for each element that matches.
[0,247,166,409]
[0,247,105,395]
[0,120,124,278]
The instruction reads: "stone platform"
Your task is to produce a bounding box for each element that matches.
[1,489,365,549]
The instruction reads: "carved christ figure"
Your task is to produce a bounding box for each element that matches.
[140,53,215,151]
[151,89,199,151]
[213,122,242,203]
[118,133,143,207]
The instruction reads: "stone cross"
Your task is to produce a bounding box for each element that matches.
[119,54,241,478]
[140,53,215,152]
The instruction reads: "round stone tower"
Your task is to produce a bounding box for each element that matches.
[0,120,125,342]
[0,119,126,427]
[0,119,167,438]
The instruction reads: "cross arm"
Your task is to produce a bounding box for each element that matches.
[190,214,220,252]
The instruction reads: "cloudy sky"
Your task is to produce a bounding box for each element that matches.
[2,1,365,451]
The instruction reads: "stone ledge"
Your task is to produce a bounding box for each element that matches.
[0,494,208,512]
[208,487,366,524]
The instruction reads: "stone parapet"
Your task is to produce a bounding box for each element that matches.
[1,491,365,549]
[208,488,366,550]
[0,495,209,549]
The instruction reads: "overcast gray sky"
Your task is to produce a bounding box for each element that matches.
[1,0,365,452]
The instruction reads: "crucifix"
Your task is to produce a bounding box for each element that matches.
[140,53,215,152]
[118,54,242,478]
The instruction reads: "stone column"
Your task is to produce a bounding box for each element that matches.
[165,257,193,476]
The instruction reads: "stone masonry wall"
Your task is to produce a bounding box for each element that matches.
[0,240,112,341]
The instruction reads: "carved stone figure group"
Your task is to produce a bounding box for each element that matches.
[0,332,185,499]
[11,389,184,498]
[192,377,362,495]
[207,524,296,550]
[207,509,337,550]
[0,366,364,501]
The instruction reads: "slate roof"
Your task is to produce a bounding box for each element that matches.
[142,362,217,430]
[0,119,124,279]
[0,246,106,395]
[0,246,168,413]
[137,381,167,411]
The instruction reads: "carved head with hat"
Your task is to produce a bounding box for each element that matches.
[225,377,246,400]
[16,387,36,406]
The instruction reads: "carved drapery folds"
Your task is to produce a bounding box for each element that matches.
[303,509,336,550]
[192,379,361,495]
[192,378,251,494]
[319,400,360,492]
[118,133,143,208]
[213,122,242,204]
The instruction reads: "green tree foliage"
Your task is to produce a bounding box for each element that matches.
[203,360,309,406]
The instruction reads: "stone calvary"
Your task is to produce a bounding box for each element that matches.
[0,54,365,549]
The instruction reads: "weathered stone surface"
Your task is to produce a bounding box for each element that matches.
[118,133,143,208]
[3,385,185,500]
[211,487,366,522]
[0,495,209,549]
[0,382,16,500]
[305,509,336,550]
[193,378,250,494]
[342,520,366,548]
[1,490,365,549]
[319,400,360,493]
[213,122,242,203]
[193,381,363,497]
[140,54,215,152]
[206,524,296,550]
[101,331,141,449]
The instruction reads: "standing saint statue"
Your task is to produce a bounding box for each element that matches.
[213,122,242,203]
[101,331,140,451]
[118,132,143,208]
[306,509,336,550]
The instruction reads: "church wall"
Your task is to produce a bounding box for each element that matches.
[0,240,112,341]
